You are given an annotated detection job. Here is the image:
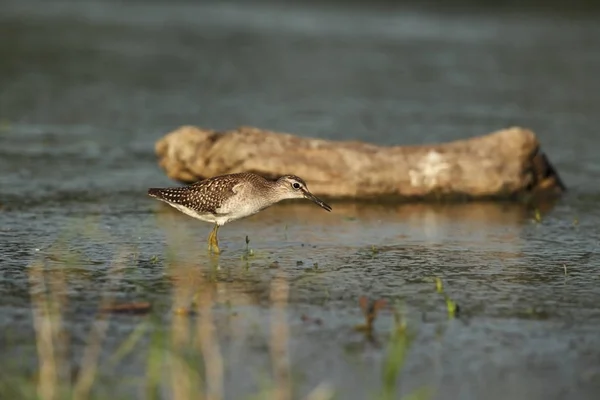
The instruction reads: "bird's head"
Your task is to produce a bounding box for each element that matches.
[275,175,332,212]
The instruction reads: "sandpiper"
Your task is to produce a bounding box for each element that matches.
[148,172,332,254]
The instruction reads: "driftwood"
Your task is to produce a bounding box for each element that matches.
[153,125,565,201]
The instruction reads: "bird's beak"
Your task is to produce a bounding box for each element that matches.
[303,190,332,212]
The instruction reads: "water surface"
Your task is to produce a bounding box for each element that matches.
[1,1,600,399]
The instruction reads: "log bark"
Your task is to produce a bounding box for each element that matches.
[153,125,565,201]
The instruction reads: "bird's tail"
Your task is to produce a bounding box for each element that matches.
[147,186,189,203]
[147,188,163,198]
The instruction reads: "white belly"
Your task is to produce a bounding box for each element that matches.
[164,203,240,226]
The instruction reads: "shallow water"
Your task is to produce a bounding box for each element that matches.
[1,0,600,399]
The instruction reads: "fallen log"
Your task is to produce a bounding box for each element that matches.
[153,125,565,202]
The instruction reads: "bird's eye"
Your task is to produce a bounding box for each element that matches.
[292,182,301,189]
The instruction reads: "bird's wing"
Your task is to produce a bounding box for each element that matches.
[188,177,242,214]
[149,178,240,215]
[149,173,265,215]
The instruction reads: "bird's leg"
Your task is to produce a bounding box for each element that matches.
[208,224,220,254]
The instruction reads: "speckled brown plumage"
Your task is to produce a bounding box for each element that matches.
[148,172,331,255]
[148,173,311,215]
[148,173,259,214]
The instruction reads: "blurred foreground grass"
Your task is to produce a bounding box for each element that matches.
[0,219,448,400]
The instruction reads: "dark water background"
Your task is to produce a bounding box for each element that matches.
[1,0,600,399]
